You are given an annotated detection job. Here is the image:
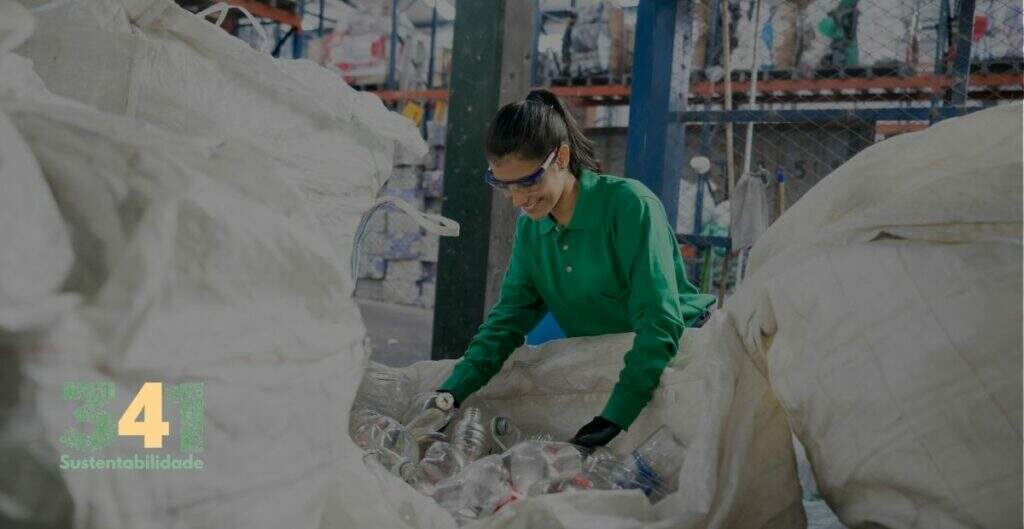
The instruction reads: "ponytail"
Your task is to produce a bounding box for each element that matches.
[485,89,601,176]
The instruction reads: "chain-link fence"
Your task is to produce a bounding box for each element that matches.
[672,0,1023,299]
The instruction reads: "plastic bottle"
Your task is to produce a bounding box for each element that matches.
[527,474,594,496]
[508,441,583,494]
[352,366,409,420]
[489,416,553,452]
[404,392,455,446]
[582,457,643,491]
[350,409,419,464]
[489,416,522,452]
[364,449,420,483]
[452,407,489,462]
[419,441,466,484]
[584,446,617,465]
[625,426,686,502]
[403,392,455,422]
[433,455,515,521]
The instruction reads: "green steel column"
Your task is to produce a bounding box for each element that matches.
[432,0,536,360]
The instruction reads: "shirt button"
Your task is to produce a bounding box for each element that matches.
[562,245,569,251]
[565,266,573,273]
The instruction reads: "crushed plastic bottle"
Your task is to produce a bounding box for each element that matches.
[452,407,489,462]
[433,455,516,522]
[584,446,618,465]
[624,426,686,502]
[419,441,466,484]
[350,409,419,464]
[581,457,644,492]
[353,366,410,420]
[490,416,553,452]
[527,474,595,496]
[365,449,418,482]
[404,392,455,447]
[508,441,583,494]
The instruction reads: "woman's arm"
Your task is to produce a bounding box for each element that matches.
[439,219,547,403]
[601,195,685,429]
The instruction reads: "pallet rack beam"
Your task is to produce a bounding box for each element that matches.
[673,105,988,124]
[221,0,301,28]
[366,73,1023,104]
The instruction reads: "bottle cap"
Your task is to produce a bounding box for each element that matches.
[433,392,455,411]
[493,416,511,436]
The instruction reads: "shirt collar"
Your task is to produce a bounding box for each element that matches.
[539,169,600,234]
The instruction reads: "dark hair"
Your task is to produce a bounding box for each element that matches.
[485,89,600,176]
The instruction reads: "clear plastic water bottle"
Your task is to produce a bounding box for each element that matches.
[582,457,644,491]
[490,416,553,452]
[364,448,419,483]
[585,446,617,465]
[403,391,456,424]
[433,455,515,521]
[625,426,686,502]
[489,416,522,452]
[419,441,466,484]
[350,409,419,464]
[452,407,489,462]
[404,392,455,446]
[508,441,583,494]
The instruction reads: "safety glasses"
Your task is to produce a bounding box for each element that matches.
[483,149,557,191]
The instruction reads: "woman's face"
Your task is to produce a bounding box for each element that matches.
[488,145,571,220]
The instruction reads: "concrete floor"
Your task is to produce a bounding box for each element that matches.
[357,299,433,367]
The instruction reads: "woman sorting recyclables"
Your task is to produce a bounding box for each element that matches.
[436,89,716,449]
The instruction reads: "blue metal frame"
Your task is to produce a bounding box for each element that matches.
[950,0,977,112]
[625,0,682,227]
[625,0,982,289]
[387,0,400,89]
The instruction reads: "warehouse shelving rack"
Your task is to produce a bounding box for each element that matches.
[191,0,1022,296]
[369,71,1022,106]
[622,0,1023,298]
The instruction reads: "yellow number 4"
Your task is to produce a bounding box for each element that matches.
[118,382,170,449]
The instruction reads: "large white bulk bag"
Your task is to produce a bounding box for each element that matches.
[16,0,432,280]
[364,312,805,529]
[727,103,1023,528]
[0,2,75,338]
[0,9,442,527]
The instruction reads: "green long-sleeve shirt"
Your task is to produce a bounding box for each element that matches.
[440,170,716,429]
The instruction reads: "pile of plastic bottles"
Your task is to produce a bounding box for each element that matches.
[349,368,687,524]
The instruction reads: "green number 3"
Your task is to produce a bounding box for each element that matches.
[60,382,116,452]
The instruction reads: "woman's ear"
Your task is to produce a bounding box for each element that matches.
[557,143,571,171]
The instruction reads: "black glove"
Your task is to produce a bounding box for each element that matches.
[569,416,622,450]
